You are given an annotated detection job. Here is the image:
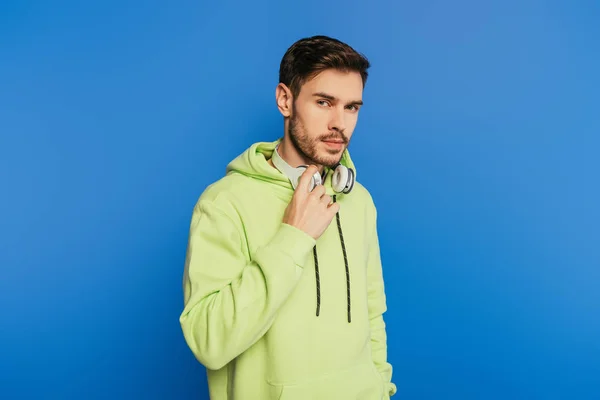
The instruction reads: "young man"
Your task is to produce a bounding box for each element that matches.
[180,35,396,399]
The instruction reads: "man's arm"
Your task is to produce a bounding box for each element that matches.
[366,202,397,398]
[180,199,316,370]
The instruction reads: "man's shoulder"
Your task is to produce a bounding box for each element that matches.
[191,172,254,214]
[348,180,382,226]
[350,180,377,208]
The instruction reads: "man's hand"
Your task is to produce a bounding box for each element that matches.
[282,165,340,240]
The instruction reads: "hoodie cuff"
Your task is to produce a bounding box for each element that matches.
[268,223,316,267]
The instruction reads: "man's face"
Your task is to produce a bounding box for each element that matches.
[288,69,364,168]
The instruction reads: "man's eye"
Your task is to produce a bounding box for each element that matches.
[317,100,330,107]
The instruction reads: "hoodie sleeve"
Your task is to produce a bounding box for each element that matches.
[180,199,316,371]
[366,202,397,398]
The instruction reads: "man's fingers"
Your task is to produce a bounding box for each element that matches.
[328,201,340,215]
[311,184,326,199]
[297,165,319,194]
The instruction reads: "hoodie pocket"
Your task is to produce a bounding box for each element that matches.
[267,361,385,400]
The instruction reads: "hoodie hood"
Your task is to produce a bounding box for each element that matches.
[226,137,357,196]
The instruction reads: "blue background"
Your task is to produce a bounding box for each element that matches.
[1,1,599,399]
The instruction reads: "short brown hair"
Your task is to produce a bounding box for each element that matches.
[279,35,370,98]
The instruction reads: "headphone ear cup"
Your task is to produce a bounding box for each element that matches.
[297,165,322,192]
[344,167,355,193]
[331,165,347,193]
[332,165,354,193]
[311,170,322,191]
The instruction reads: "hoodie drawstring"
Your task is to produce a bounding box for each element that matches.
[313,245,321,317]
[313,195,351,323]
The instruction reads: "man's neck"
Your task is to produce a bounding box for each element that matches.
[276,137,324,174]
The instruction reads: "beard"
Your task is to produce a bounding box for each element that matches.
[288,104,349,168]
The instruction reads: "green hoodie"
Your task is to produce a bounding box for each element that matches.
[180,138,396,399]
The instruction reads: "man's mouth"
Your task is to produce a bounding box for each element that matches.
[322,139,345,149]
[321,136,346,144]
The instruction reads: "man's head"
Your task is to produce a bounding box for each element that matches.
[275,35,370,169]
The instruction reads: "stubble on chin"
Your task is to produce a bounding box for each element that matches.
[289,119,346,168]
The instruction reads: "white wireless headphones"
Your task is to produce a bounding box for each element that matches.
[271,144,355,194]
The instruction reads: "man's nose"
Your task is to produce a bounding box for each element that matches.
[329,107,346,132]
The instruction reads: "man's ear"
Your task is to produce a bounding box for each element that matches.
[275,83,293,117]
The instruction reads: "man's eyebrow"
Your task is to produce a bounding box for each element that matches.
[312,92,363,106]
